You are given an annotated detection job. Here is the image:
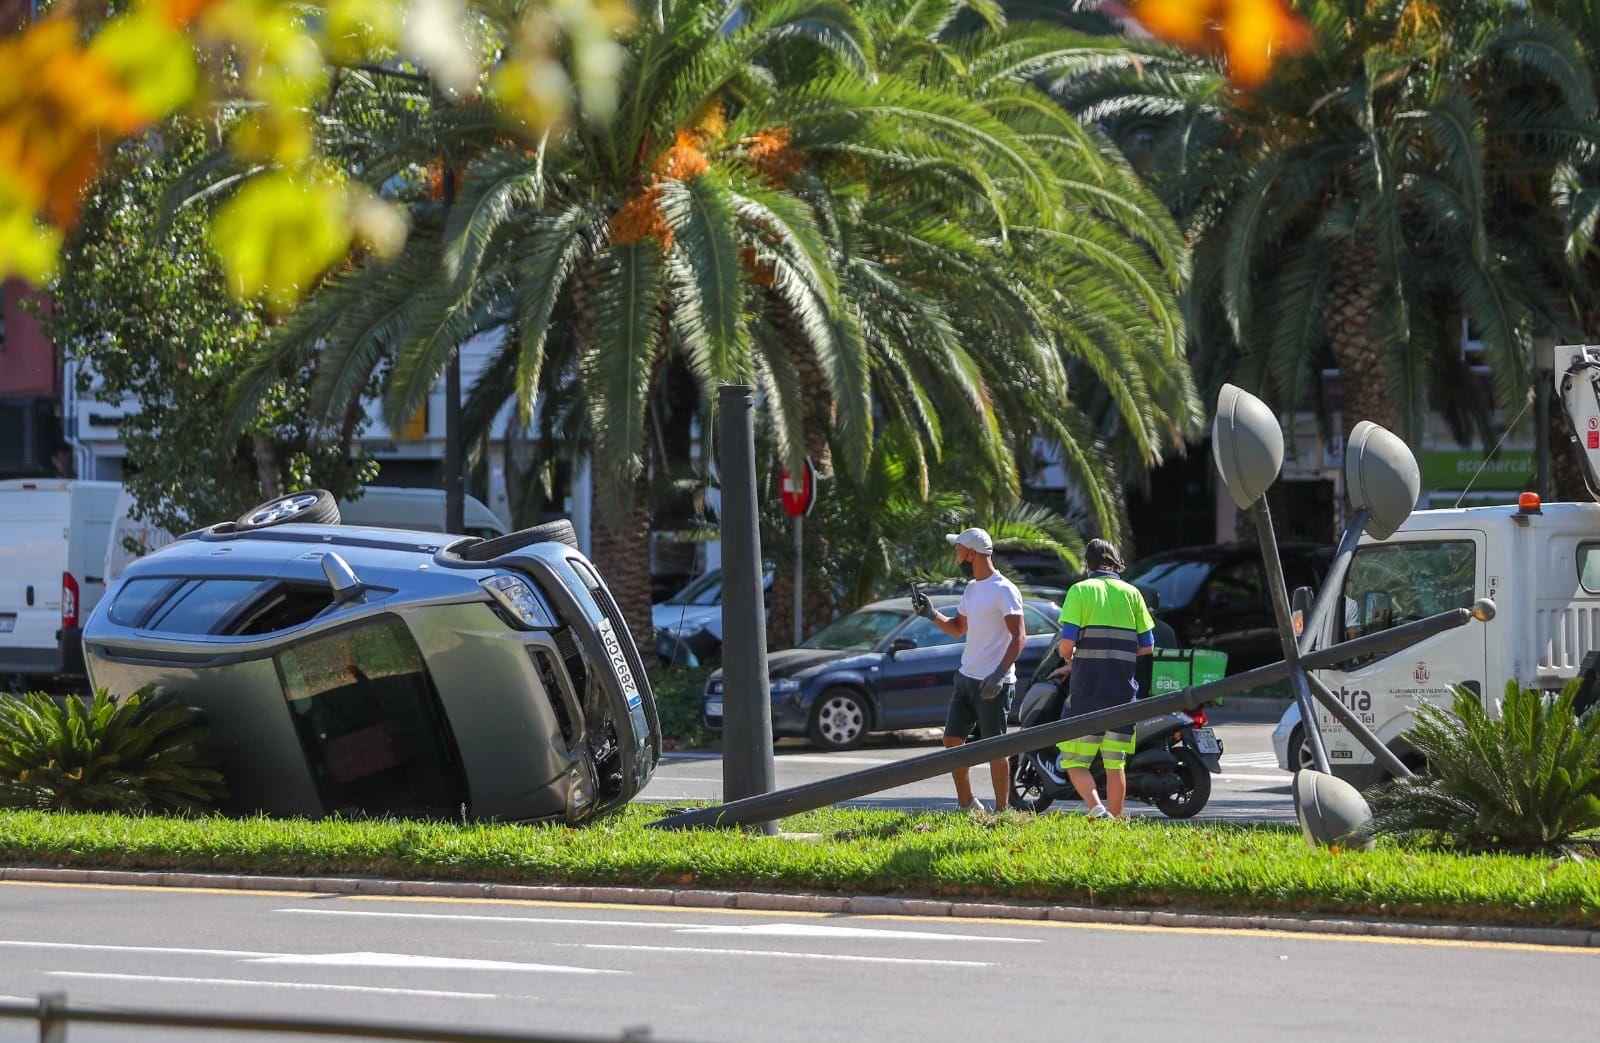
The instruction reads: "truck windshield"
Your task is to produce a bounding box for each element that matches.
[1342,540,1476,640]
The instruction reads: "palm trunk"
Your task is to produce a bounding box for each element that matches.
[587,426,656,656]
[1323,241,1400,434]
[766,301,837,649]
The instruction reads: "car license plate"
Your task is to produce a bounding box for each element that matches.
[705,698,723,717]
[1193,726,1220,755]
[596,617,642,708]
[0,616,13,634]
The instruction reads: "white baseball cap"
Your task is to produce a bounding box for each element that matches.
[945,527,994,555]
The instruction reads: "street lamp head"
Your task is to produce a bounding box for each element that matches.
[1293,768,1375,851]
[1344,421,1420,540]
[1212,384,1284,510]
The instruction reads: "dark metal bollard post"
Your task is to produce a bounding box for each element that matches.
[717,385,777,834]
[38,992,67,1043]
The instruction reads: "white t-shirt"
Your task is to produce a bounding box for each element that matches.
[957,572,1025,681]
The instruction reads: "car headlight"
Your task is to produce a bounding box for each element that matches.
[770,678,802,695]
[706,678,723,694]
[481,574,556,629]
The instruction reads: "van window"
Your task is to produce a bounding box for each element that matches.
[1342,540,1476,640]
[1578,544,1600,594]
[108,578,181,627]
[274,616,465,818]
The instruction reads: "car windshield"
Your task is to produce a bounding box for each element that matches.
[664,571,721,606]
[1124,559,1210,610]
[801,610,907,650]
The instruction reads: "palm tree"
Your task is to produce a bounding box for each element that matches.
[228,0,1196,651]
[1053,0,1600,445]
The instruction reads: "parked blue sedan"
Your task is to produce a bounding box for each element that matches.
[703,594,1062,750]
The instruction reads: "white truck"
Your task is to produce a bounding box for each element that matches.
[1302,344,1600,787]
[0,479,121,685]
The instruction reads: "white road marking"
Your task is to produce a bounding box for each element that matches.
[571,943,993,967]
[0,940,274,958]
[49,972,497,999]
[247,951,623,974]
[1223,753,1281,766]
[279,908,723,929]
[675,924,1039,943]
[773,755,890,766]
[275,909,1032,943]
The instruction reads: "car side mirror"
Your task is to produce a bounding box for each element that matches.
[321,552,364,604]
[889,636,918,655]
[1291,585,1313,637]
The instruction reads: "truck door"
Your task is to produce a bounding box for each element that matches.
[1313,530,1486,783]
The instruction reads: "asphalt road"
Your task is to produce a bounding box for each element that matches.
[640,702,1297,823]
[1,881,1592,1043]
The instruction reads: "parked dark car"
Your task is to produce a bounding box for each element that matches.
[702,593,1062,750]
[81,490,660,825]
[1123,542,1333,673]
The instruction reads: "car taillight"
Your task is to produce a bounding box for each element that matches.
[61,572,79,629]
[1190,707,1208,727]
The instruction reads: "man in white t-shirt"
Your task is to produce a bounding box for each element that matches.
[910,527,1026,812]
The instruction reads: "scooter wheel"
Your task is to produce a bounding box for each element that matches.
[1154,747,1211,818]
[1008,755,1054,814]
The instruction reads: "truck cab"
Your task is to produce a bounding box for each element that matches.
[1306,499,1600,787]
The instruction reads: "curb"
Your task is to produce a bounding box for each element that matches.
[3,866,1595,949]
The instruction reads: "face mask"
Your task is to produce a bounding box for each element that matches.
[958,558,975,579]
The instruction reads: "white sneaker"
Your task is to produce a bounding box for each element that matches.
[1087,803,1113,820]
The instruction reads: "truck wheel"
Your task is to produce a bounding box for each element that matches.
[1154,748,1211,818]
[457,519,579,560]
[808,688,870,751]
[235,490,341,530]
[1289,725,1316,773]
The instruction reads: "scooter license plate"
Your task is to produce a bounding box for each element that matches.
[1193,727,1220,755]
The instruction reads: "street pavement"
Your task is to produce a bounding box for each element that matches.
[1,880,1592,1042]
[640,701,1297,823]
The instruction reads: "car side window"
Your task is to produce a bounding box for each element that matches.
[107,578,181,627]
[1023,607,1058,636]
[895,616,961,648]
[1204,561,1263,615]
[146,579,270,635]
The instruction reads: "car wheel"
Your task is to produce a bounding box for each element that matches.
[1008,755,1053,814]
[1289,725,1316,773]
[808,688,870,751]
[457,519,579,560]
[1154,748,1211,818]
[235,489,341,531]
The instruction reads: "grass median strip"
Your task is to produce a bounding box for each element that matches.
[1,806,1597,930]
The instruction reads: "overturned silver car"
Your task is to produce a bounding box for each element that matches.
[82,490,659,824]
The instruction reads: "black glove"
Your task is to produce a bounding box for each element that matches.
[908,583,934,619]
[979,666,1008,701]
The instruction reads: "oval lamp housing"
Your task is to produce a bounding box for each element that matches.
[1345,421,1420,541]
[1212,384,1285,510]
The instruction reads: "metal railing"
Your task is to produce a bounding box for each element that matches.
[0,994,664,1042]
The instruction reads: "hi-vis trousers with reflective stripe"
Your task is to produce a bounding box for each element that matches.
[1058,729,1136,771]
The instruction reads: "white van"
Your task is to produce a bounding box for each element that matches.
[335,487,508,539]
[104,486,512,585]
[0,479,121,681]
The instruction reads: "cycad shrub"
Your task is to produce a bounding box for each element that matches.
[0,688,227,813]
[1365,681,1600,853]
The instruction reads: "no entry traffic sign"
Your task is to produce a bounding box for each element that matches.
[780,457,816,517]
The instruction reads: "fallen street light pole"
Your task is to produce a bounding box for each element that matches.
[651,602,1491,831]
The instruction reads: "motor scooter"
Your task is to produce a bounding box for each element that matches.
[1008,651,1222,818]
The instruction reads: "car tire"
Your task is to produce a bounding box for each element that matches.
[1289,725,1316,773]
[1154,747,1211,818]
[807,688,870,751]
[457,519,579,561]
[235,489,341,531]
[1008,755,1054,814]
